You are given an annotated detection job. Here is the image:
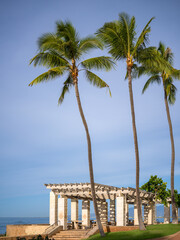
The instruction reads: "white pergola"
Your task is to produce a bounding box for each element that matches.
[45,182,174,230]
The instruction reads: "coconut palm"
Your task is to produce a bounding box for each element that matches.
[29,21,115,236]
[96,13,162,230]
[142,42,180,224]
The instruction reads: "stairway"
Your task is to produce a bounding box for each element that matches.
[51,229,89,240]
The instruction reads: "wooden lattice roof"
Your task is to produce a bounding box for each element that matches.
[45,183,155,204]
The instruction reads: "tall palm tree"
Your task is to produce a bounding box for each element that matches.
[29,21,115,236]
[141,42,180,224]
[96,13,160,230]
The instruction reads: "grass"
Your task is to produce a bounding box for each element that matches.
[87,224,180,240]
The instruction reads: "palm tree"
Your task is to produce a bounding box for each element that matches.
[29,21,115,236]
[96,13,159,230]
[141,42,180,224]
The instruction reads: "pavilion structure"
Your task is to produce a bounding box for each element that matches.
[45,182,174,230]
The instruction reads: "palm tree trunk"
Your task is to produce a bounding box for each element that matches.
[127,67,146,230]
[163,83,177,224]
[74,79,105,236]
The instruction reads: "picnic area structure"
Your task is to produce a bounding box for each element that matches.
[45,182,176,230]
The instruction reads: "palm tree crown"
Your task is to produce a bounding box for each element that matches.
[97,13,156,67]
[142,42,179,104]
[29,21,114,100]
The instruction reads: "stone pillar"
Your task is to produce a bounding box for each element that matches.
[82,200,90,227]
[58,196,68,230]
[147,202,154,225]
[71,199,78,221]
[134,200,143,226]
[134,203,138,225]
[101,201,108,225]
[116,195,127,226]
[49,191,58,225]
[110,199,116,225]
[144,204,149,224]
[176,207,179,219]
[164,203,170,224]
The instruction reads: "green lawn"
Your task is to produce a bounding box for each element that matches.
[87,224,180,240]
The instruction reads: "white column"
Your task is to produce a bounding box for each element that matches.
[148,202,154,225]
[71,199,78,221]
[164,203,170,224]
[116,195,126,226]
[82,200,90,227]
[110,199,116,225]
[134,201,143,226]
[134,203,138,225]
[58,196,68,230]
[49,191,58,225]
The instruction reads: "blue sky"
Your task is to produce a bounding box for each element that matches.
[0,0,180,217]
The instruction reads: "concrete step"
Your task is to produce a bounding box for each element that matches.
[54,235,86,238]
[53,238,81,240]
[55,233,86,236]
[52,229,89,240]
[54,237,86,240]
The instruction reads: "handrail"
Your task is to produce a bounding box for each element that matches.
[45,220,62,232]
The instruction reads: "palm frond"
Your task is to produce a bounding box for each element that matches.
[132,17,154,57]
[81,56,115,71]
[56,20,79,42]
[29,51,70,68]
[119,13,131,54]
[55,21,79,59]
[96,21,127,60]
[79,36,103,53]
[158,42,173,65]
[137,47,173,73]
[158,42,165,56]
[165,77,177,104]
[58,75,73,105]
[168,85,176,105]
[85,70,111,96]
[142,75,161,93]
[37,33,63,52]
[171,69,180,79]
[136,65,152,77]
[129,16,136,51]
[165,47,173,65]
[28,67,67,86]
[118,12,131,26]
